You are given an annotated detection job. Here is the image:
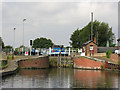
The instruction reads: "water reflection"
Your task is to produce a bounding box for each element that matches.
[73,69,118,88]
[2,68,119,88]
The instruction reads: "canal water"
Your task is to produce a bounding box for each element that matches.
[1,68,120,88]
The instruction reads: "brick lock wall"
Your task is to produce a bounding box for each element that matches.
[19,69,49,77]
[74,58,104,69]
[18,56,49,68]
[118,41,120,50]
[85,42,97,56]
[110,54,120,62]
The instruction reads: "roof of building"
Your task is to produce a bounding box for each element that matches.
[52,45,64,48]
[117,38,120,41]
[97,47,118,53]
[82,40,97,46]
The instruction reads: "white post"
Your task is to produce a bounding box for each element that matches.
[68,48,70,56]
[49,47,51,56]
[37,49,39,55]
[107,40,109,47]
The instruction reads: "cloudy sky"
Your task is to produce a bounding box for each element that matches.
[1,0,119,48]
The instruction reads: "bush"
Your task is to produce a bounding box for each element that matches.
[106,50,112,58]
[0,60,8,68]
[118,61,120,65]
[111,67,115,71]
[110,44,116,47]
[118,54,120,56]
[101,65,104,70]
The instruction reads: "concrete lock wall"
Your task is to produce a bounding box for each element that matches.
[18,56,49,68]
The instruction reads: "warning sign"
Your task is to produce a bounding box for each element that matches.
[25,52,28,56]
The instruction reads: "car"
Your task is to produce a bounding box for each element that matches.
[115,50,120,54]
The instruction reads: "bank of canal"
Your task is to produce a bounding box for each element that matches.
[1,56,120,88]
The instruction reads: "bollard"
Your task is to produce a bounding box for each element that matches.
[12,54,14,59]
[7,55,9,60]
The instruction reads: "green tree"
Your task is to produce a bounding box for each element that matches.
[32,37,54,48]
[70,29,81,48]
[106,50,112,58]
[15,47,19,52]
[70,20,114,48]
[0,37,5,48]
[4,45,13,49]
[19,45,25,48]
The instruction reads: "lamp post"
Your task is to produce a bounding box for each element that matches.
[12,27,16,59]
[13,27,16,48]
[22,18,26,56]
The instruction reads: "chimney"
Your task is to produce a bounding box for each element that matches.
[94,37,96,43]
[91,12,93,41]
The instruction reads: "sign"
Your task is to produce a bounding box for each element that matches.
[25,52,28,56]
[90,46,93,50]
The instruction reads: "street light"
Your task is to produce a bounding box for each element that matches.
[13,26,16,48]
[22,18,26,56]
[12,27,16,59]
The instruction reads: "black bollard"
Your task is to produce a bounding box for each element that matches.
[12,54,14,59]
[7,55,9,60]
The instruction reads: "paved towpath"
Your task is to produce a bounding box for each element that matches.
[0,55,40,74]
[91,57,118,64]
[80,56,118,64]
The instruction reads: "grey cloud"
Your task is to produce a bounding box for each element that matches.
[2,2,118,47]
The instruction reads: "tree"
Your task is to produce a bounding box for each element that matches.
[70,29,81,48]
[0,37,4,48]
[32,37,54,48]
[70,20,115,48]
[19,45,25,48]
[4,45,13,49]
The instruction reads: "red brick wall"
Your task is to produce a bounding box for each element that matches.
[104,61,108,69]
[110,54,120,62]
[104,61,119,69]
[85,42,97,56]
[118,41,120,49]
[74,58,104,69]
[18,56,49,68]
[19,69,49,77]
